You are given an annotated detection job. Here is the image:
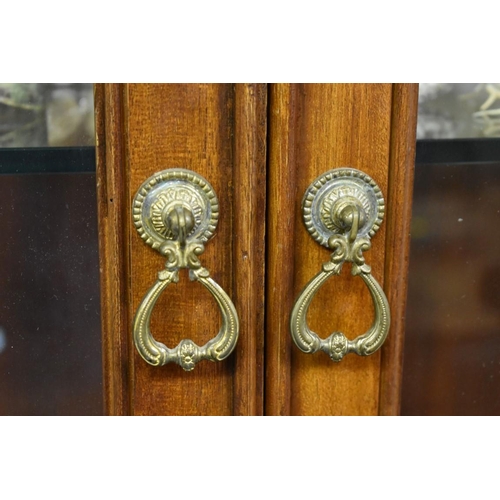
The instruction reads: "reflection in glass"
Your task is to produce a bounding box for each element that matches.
[418,83,500,139]
[0,83,95,147]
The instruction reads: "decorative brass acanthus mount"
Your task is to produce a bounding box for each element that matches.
[132,168,239,371]
[290,168,390,362]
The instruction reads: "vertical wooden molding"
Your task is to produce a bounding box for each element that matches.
[232,84,268,415]
[379,83,419,415]
[265,84,298,416]
[94,83,131,415]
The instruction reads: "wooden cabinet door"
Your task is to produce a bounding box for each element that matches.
[265,84,418,415]
[95,83,418,416]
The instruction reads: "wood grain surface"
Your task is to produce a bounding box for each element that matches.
[265,84,416,415]
[96,84,267,415]
[95,84,131,416]
[232,84,267,415]
[265,84,298,415]
[379,84,418,415]
[97,83,417,416]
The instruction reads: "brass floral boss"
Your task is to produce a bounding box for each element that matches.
[132,168,239,371]
[290,167,390,362]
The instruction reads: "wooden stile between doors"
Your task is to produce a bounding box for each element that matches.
[95,83,417,416]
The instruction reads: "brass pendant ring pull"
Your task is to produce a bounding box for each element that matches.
[290,168,390,362]
[132,169,239,371]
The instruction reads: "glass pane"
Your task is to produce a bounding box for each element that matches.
[403,160,500,415]
[0,171,102,415]
[0,83,95,147]
[0,83,101,415]
[403,83,500,415]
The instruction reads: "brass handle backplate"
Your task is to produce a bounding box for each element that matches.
[290,168,390,362]
[132,168,239,371]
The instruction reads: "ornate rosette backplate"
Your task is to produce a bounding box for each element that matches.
[131,168,239,371]
[290,167,390,362]
[302,167,385,247]
[133,168,219,250]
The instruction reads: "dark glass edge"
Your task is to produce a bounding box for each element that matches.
[416,138,500,166]
[1,138,498,174]
[0,147,96,174]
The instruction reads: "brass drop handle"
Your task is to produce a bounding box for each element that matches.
[132,168,239,371]
[290,168,390,362]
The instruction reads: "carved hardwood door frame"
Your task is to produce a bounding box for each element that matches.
[95,83,418,416]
